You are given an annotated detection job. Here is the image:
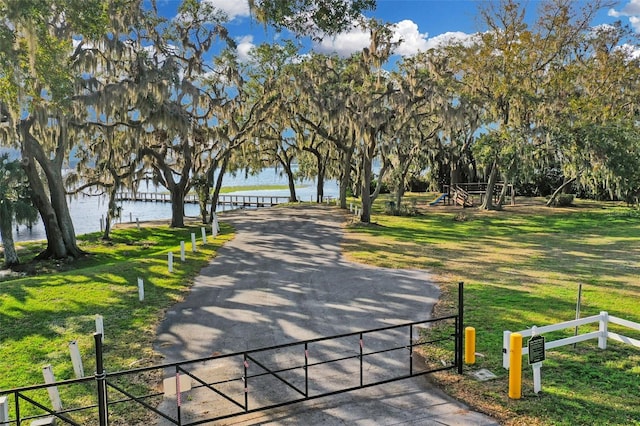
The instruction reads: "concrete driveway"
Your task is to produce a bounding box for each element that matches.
[154,205,497,425]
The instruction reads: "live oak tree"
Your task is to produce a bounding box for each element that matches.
[0,0,144,258]
[446,0,610,210]
[289,53,357,207]
[0,154,38,267]
[541,21,640,205]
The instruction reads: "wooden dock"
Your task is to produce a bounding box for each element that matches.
[115,192,291,208]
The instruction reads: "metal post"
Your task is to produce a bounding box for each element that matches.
[94,332,108,426]
[409,325,413,376]
[457,281,464,374]
[304,343,309,398]
[243,354,249,411]
[175,367,182,426]
[359,333,364,387]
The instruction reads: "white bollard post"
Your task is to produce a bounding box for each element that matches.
[350,203,353,212]
[95,315,104,342]
[168,252,174,273]
[42,365,63,411]
[0,396,9,426]
[180,241,186,261]
[129,212,133,223]
[69,340,84,378]
[201,227,207,245]
[136,218,140,230]
[137,277,144,301]
[191,233,197,252]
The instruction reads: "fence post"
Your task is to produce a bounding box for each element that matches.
[94,333,108,426]
[457,281,464,374]
[0,396,8,426]
[191,233,197,253]
[180,241,186,261]
[42,365,63,411]
[503,331,512,369]
[598,311,608,349]
[69,340,85,378]
[201,227,207,245]
[137,278,144,302]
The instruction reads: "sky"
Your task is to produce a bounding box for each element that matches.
[154,0,640,61]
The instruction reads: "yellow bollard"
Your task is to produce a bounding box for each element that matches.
[508,332,523,399]
[465,327,476,364]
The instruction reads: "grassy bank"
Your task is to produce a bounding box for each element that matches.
[0,222,232,419]
[342,195,640,425]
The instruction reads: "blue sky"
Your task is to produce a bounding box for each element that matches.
[157,0,640,59]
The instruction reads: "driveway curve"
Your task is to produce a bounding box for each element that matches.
[154,205,497,425]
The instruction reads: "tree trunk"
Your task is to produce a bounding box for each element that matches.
[339,148,353,209]
[496,179,509,209]
[170,186,186,228]
[20,153,68,258]
[316,164,324,204]
[102,185,119,240]
[360,143,374,223]
[210,154,229,218]
[284,162,298,202]
[547,177,577,207]
[21,126,83,258]
[0,204,19,267]
[480,160,499,210]
[287,168,298,203]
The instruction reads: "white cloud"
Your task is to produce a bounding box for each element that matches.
[236,35,255,62]
[423,31,477,51]
[313,19,474,58]
[609,0,640,32]
[392,20,430,56]
[314,25,371,57]
[203,0,251,20]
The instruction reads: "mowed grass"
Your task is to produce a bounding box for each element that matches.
[342,195,640,426]
[0,221,233,422]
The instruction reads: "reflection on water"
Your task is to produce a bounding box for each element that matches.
[8,179,339,243]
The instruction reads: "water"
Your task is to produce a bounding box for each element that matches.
[8,169,339,243]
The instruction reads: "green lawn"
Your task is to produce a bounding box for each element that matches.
[0,222,232,422]
[342,195,640,426]
[2,198,639,425]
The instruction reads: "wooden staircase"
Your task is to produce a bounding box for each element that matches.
[452,185,473,207]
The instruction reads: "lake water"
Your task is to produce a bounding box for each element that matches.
[8,169,339,243]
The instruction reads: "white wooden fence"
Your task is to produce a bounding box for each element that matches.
[503,311,640,369]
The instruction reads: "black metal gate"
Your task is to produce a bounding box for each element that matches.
[0,283,465,426]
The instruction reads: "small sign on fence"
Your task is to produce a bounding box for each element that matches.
[527,334,546,365]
